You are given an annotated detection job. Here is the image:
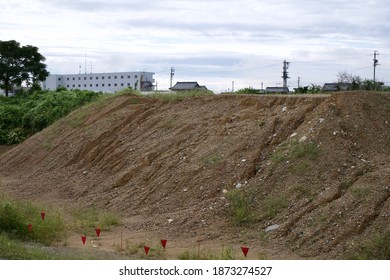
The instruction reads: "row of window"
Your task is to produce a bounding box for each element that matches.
[66,83,132,88]
[58,75,138,81]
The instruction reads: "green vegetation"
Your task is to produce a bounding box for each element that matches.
[270,140,320,165]
[0,195,65,245]
[350,185,373,202]
[226,189,257,226]
[0,40,49,97]
[0,194,120,259]
[178,246,235,260]
[227,185,289,226]
[0,233,57,260]
[71,206,119,235]
[346,232,390,259]
[202,152,223,166]
[235,87,262,94]
[293,84,322,94]
[0,89,102,144]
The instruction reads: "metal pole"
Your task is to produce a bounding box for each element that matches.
[373,51,379,82]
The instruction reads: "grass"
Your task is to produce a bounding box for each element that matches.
[202,153,223,166]
[227,185,289,226]
[346,232,390,259]
[0,195,66,245]
[226,189,257,226]
[0,194,120,259]
[160,117,178,130]
[293,185,311,196]
[67,110,89,128]
[270,140,320,165]
[262,196,288,220]
[350,185,372,201]
[0,232,57,260]
[178,246,236,260]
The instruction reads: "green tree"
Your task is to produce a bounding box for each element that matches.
[0,40,49,97]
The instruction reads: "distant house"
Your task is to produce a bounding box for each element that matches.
[322,83,351,92]
[265,87,289,93]
[170,82,208,91]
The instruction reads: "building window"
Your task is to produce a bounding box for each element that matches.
[72,85,75,88]
[108,76,111,79]
[114,83,117,86]
[78,77,81,80]
[72,77,75,80]
[121,75,124,79]
[127,83,130,86]
[114,76,117,79]
[127,75,130,79]
[84,84,86,87]
[135,75,138,78]
[108,83,111,87]
[96,77,98,80]
[67,85,69,88]
[66,78,69,81]
[90,77,92,80]
[102,76,104,80]
[84,77,86,80]
[96,84,98,87]
[121,83,124,86]
[90,84,92,87]
[58,78,61,81]
[78,84,81,87]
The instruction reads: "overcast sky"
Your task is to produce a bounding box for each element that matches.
[1,0,390,92]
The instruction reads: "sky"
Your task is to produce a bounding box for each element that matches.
[1,0,390,92]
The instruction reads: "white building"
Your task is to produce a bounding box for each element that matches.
[43,71,155,92]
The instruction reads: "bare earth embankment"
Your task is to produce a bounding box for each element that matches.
[0,91,389,259]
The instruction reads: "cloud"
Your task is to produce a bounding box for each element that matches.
[1,0,389,91]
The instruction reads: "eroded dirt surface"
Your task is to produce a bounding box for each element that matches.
[1,92,389,259]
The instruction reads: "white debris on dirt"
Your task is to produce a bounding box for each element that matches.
[299,136,307,142]
[265,224,280,233]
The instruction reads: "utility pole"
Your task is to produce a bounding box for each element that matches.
[282,60,290,88]
[170,67,175,89]
[297,77,301,88]
[232,81,234,92]
[373,51,379,82]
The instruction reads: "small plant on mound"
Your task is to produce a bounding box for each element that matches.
[202,152,223,166]
[270,140,320,165]
[226,189,257,226]
[262,195,288,220]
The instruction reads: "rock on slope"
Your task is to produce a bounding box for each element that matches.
[0,92,388,258]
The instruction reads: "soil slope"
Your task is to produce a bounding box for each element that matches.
[0,92,389,259]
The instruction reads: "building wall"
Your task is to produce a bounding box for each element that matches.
[43,72,154,92]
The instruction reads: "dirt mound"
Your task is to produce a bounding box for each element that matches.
[0,92,389,259]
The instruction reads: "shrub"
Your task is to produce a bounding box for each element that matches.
[0,90,102,144]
